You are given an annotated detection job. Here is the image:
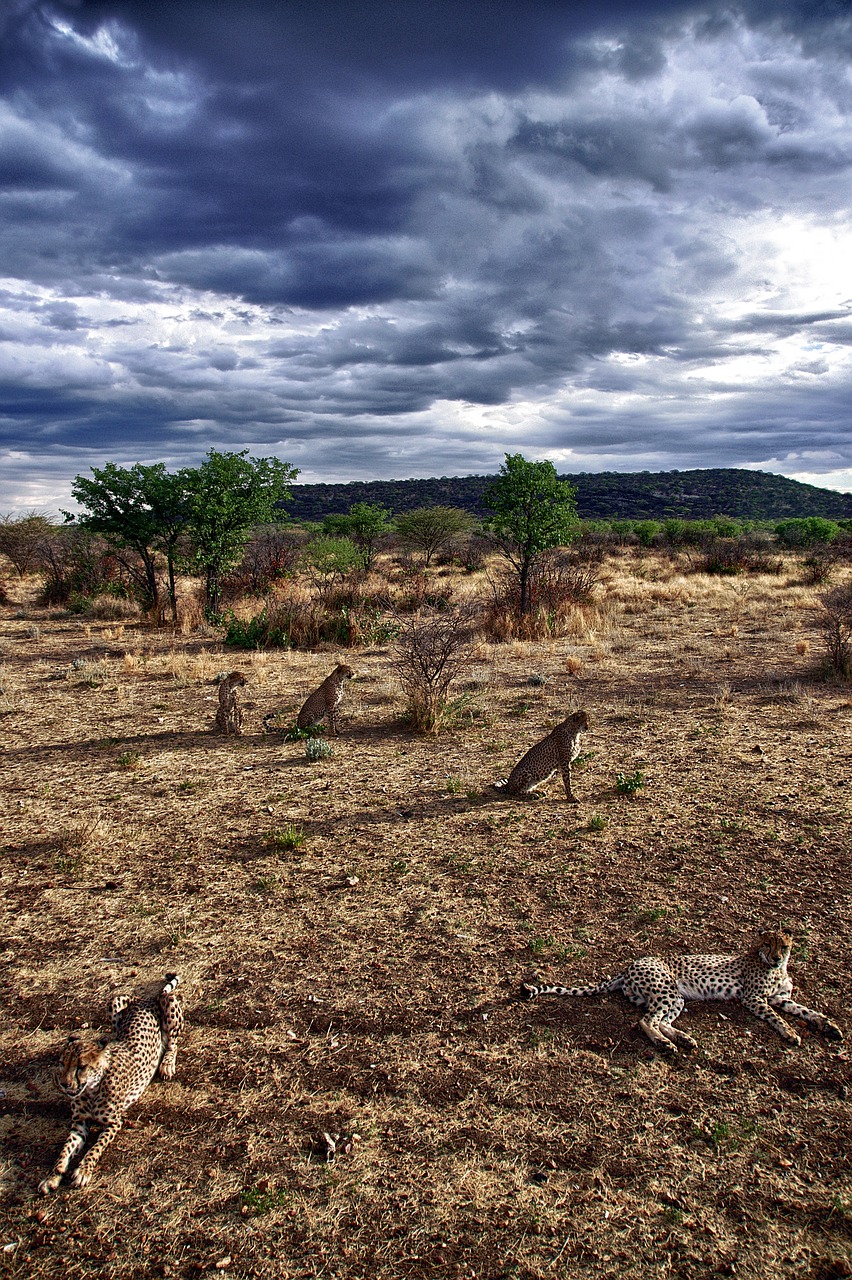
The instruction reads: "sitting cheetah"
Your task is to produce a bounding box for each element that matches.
[521,928,842,1054]
[493,710,589,803]
[296,663,354,736]
[215,670,247,736]
[40,974,184,1194]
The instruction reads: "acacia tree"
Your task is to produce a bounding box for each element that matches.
[483,453,578,615]
[70,463,168,611]
[0,513,55,578]
[395,506,474,566]
[69,463,190,621]
[181,450,298,617]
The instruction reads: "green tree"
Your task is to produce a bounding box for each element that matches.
[322,502,392,570]
[70,463,190,621]
[302,535,362,599]
[182,450,298,618]
[70,463,166,610]
[395,506,474,567]
[483,453,578,615]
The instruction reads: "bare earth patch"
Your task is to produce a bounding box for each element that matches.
[0,555,850,1280]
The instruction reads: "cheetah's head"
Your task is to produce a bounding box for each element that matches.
[55,1035,111,1098]
[754,928,793,970]
[336,664,355,680]
[569,709,589,731]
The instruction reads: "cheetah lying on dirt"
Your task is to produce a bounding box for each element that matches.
[521,928,843,1054]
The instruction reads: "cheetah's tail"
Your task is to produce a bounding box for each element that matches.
[520,976,622,1001]
[161,973,181,995]
[491,779,513,794]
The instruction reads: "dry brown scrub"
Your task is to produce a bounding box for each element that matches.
[0,552,850,1280]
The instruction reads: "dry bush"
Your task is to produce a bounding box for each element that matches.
[820,583,852,677]
[480,548,603,642]
[88,594,142,620]
[220,525,304,600]
[697,537,783,577]
[392,607,473,733]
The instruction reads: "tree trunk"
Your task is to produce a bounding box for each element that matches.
[519,559,530,615]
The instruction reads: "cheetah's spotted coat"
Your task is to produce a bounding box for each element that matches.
[39,974,184,1193]
[521,929,843,1054]
[296,663,354,736]
[493,710,588,803]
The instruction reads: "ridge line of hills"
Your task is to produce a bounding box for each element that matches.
[287,468,852,523]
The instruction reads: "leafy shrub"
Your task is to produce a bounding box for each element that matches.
[776,517,841,548]
[616,769,645,795]
[224,608,290,650]
[305,737,333,761]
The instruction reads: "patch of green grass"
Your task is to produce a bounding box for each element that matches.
[445,775,464,795]
[241,1185,290,1215]
[616,769,645,795]
[528,934,555,956]
[264,824,306,852]
[587,814,607,832]
[253,875,279,894]
[117,750,140,769]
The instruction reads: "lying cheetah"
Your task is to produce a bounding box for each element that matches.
[215,670,247,736]
[40,974,184,1193]
[296,663,354,736]
[493,710,589,802]
[521,928,842,1054]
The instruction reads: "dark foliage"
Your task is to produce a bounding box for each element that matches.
[286,469,852,523]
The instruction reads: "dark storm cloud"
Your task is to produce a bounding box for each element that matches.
[2,0,852,507]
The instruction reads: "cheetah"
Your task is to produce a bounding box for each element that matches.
[39,973,184,1193]
[215,670,247,736]
[296,663,354,736]
[493,710,588,803]
[521,928,842,1054]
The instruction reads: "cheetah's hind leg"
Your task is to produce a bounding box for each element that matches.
[639,994,696,1054]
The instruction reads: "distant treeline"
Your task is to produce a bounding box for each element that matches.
[288,468,852,523]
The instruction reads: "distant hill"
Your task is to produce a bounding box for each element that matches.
[287,468,852,522]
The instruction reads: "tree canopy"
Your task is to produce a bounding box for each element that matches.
[181,450,298,616]
[483,453,579,614]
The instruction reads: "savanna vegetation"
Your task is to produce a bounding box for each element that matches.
[1,455,851,1280]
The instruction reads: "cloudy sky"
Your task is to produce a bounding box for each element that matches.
[2,0,852,511]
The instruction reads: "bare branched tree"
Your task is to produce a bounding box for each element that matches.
[821,584,852,678]
[392,606,473,733]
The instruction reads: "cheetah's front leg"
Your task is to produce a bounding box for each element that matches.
[768,995,843,1041]
[69,1120,123,1189]
[559,760,577,803]
[743,996,801,1045]
[158,995,184,1079]
[39,1120,89,1194]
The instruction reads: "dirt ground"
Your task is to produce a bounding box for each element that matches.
[0,553,850,1280]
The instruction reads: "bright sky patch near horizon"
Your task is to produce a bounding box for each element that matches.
[1,0,852,513]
